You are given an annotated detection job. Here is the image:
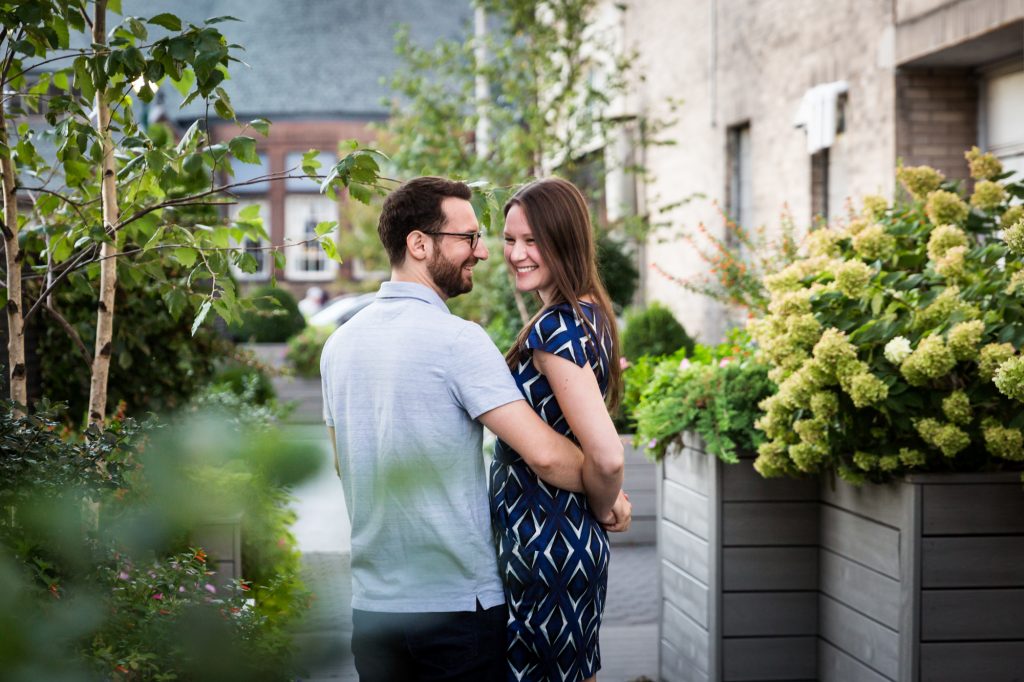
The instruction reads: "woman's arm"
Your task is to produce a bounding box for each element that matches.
[533,349,624,520]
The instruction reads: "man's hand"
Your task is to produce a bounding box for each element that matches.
[600,490,631,533]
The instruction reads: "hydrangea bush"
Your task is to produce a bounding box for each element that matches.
[750,148,1024,482]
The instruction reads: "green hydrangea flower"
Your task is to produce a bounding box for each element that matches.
[846,217,870,236]
[809,391,839,420]
[1005,219,1024,257]
[768,288,814,317]
[812,328,858,370]
[804,228,844,257]
[853,451,879,471]
[878,455,901,472]
[901,336,956,386]
[970,180,1006,211]
[851,223,895,261]
[926,224,969,262]
[934,246,967,280]
[834,260,874,298]
[794,418,827,445]
[994,355,1024,402]
[789,314,822,347]
[789,442,827,473]
[916,418,971,458]
[941,390,972,425]
[925,190,969,226]
[981,418,1024,461]
[898,447,926,468]
[843,372,889,408]
[897,165,944,200]
[1007,270,1024,296]
[978,343,1016,381]
[947,320,985,361]
[965,146,1003,180]
[914,286,979,331]
[861,195,888,220]
[754,441,791,478]
[1001,205,1024,231]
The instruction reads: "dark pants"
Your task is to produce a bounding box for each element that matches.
[351,602,506,682]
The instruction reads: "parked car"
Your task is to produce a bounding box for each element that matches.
[308,293,376,328]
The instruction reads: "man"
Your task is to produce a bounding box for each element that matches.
[320,177,629,681]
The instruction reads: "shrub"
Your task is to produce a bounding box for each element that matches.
[0,397,318,679]
[632,331,774,463]
[286,326,334,378]
[38,273,231,422]
[621,302,695,360]
[596,231,639,311]
[230,286,307,343]
[211,363,277,405]
[749,150,1024,483]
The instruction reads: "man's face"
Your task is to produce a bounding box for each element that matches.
[427,197,488,299]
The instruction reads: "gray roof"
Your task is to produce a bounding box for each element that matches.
[128,0,472,121]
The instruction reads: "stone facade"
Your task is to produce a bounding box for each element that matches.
[623,0,1024,341]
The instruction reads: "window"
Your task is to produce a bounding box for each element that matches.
[981,64,1024,177]
[228,200,271,281]
[284,194,338,281]
[811,95,848,222]
[726,123,752,246]
[231,152,271,194]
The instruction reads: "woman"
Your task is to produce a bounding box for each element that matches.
[490,177,629,682]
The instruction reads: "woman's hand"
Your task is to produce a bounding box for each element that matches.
[601,490,632,533]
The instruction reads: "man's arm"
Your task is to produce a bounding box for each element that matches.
[478,400,586,492]
[327,426,340,479]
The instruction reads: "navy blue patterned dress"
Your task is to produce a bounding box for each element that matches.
[490,301,613,682]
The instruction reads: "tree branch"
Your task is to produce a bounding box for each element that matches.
[42,299,92,369]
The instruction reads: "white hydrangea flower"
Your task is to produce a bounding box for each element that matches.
[884,336,913,365]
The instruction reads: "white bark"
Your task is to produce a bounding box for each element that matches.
[0,104,25,411]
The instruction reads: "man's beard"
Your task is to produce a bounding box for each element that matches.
[428,250,474,298]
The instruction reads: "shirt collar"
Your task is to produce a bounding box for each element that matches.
[376,281,450,314]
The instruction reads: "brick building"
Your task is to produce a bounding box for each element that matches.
[622,0,1024,341]
[147,0,471,298]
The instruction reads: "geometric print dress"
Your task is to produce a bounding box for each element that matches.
[490,301,613,682]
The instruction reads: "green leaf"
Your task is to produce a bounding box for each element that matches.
[148,13,183,31]
[173,247,197,267]
[273,250,286,271]
[871,292,884,316]
[205,16,240,24]
[213,87,234,120]
[238,203,261,220]
[162,287,187,321]
[249,118,271,136]
[314,221,337,237]
[169,67,195,98]
[127,17,148,40]
[228,136,259,164]
[349,182,372,205]
[236,251,259,274]
[191,300,212,336]
[321,236,342,264]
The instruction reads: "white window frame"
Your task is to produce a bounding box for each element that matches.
[284,194,339,282]
[228,199,272,282]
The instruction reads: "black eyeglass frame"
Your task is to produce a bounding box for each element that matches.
[428,230,484,250]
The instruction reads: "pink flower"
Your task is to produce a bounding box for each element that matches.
[647,438,658,449]
[152,593,163,601]
[179,586,186,593]
[619,357,631,370]
[718,358,731,368]
[679,358,692,370]
[204,583,217,594]
[118,572,130,581]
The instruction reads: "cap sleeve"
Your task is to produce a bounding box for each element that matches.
[524,305,592,369]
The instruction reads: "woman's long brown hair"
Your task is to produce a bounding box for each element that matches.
[503,177,623,412]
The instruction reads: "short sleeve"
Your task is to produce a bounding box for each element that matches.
[524,306,592,369]
[447,322,525,419]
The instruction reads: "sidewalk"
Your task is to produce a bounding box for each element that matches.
[287,431,659,682]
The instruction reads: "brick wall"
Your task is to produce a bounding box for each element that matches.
[895,68,978,182]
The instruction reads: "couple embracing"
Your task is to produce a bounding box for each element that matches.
[320,176,632,682]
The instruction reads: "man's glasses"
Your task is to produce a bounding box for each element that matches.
[430,231,484,250]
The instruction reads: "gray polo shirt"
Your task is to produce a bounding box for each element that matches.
[320,281,523,613]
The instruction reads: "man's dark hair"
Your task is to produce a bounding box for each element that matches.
[377,177,472,266]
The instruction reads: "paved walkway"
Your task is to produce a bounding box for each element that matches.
[277,375,660,681]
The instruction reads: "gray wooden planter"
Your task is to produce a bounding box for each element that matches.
[657,433,1024,682]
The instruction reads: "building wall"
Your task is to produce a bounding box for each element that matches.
[626,0,1022,342]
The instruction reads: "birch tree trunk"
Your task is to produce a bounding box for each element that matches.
[87,0,118,426]
[0,103,26,412]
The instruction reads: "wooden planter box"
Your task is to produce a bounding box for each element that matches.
[657,433,1024,682]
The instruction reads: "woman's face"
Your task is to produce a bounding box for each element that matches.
[503,204,555,302]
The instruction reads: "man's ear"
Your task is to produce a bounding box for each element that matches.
[405,230,431,262]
